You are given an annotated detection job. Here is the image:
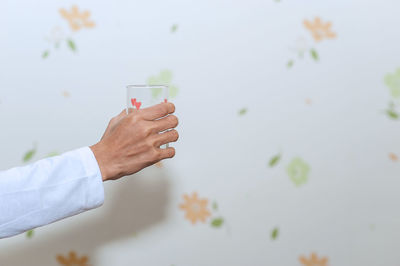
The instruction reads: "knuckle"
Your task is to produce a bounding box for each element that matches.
[136,127,146,138]
[131,112,143,123]
[138,128,148,138]
[128,114,138,123]
[135,121,151,137]
[149,124,158,133]
[145,138,155,148]
[143,126,152,136]
[145,149,158,162]
[154,148,162,160]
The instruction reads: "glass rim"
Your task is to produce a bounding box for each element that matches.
[126,85,168,89]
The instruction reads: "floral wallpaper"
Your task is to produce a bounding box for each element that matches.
[1,0,400,265]
[287,17,336,68]
[42,6,95,59]
[57,251,90,266]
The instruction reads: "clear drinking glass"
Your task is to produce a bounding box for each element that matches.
[126,85,168,113]
[126,85,169,147]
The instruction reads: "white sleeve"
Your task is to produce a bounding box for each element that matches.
[0,147,104,239]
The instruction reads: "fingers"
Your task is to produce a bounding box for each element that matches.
[158,147,176,160]
[153,130,179,147]
[151,115,179,133]
[140,102,175,120]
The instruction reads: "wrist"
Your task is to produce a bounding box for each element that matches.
[89,143,113,181]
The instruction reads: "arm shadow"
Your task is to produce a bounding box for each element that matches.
[0,166,172,265]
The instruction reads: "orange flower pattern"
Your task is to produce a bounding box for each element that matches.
[303,17,336,42]
[389,153,398,162]
[62,91,71,98]
[299,253,328,266]
[56,251,89,266]
[59,6,95,31]
[179,192,211,224]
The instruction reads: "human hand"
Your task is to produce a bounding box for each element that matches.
[90,103,179,181]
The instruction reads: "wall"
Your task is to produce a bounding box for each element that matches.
[1,0,400,265]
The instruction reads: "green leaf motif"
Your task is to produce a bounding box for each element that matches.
[42,50,50,59]
[271,227,279,240]
[46,151,60,157]
[287,60,294,68]
[26,229,34,238]
[287,157,310,187]
[385,68,400,99]
[212,201,218,210]
[387,109,399,120]
[171,24,178,33]
[369,224,376,231]
[310,49,319,61]
[67,39,77,52]
[23,146,37,163]
[385,102,399,120]
[269,154,281,167]
[238,108,247,116]
[147,70,179,99]
[211,217,224,228]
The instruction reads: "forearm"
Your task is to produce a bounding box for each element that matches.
[0,147,104,238]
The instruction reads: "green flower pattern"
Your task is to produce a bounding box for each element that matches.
[147,70,179,99]
[385,68,400,99]
[286,157,310,187]
[383,68,400,120]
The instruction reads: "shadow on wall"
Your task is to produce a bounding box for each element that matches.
[0,166,171,265]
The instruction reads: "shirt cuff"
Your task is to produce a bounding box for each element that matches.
[74,147,105,209]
